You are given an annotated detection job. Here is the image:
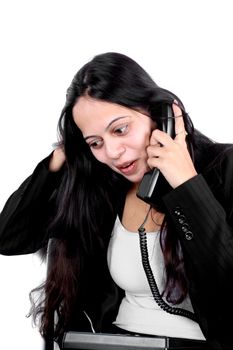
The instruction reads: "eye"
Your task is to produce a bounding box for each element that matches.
[88,138,103,149]
[113,125,128,135]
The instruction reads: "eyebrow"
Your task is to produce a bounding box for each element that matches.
[84,116,129,141]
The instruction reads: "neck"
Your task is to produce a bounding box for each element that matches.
[121,183,164,233]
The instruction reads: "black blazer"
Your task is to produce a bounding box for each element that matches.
[1,142,233,350]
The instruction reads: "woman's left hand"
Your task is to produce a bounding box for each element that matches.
[147,102,197,189]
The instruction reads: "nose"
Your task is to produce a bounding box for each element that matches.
[105,140,125,159]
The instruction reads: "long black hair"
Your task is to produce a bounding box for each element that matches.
[30,52,213,339]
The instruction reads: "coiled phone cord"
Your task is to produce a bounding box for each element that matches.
[138,207,197,321]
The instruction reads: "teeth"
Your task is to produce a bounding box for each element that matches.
[122,162,132,168]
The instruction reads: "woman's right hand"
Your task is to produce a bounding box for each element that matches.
[49,147,66,172]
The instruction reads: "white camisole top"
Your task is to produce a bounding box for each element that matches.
[107,216,205,340]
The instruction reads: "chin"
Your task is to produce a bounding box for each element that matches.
[127,172,147,184]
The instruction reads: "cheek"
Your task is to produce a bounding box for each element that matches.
[91,149,108,165]
[137,131,151,151]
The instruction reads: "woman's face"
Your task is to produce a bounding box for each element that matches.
[73,96,155,183]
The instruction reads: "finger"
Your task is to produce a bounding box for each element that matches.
[49,148,66,172]
[173,102,187,140]
[147,143,162,158]
[150,128,172,147]
[149,130,161,146]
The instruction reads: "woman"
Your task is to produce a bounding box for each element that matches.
[0,52,233,350]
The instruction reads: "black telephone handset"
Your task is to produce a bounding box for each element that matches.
[136,104,175,208]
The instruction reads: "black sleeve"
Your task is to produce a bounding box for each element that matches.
[162,148,233,344]
[0,154,62,255]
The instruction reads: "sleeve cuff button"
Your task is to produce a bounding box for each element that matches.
[185,231,194,240]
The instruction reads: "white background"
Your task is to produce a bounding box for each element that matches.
[0,1,232,349]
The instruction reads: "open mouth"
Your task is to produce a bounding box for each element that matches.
[117,161,136,175]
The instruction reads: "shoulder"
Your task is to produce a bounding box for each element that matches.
[194,138,233,173]
[212,144,233,191]
[199,143,233,210]
[204,143,233,175]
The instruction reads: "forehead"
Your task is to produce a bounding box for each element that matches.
[72,96,135,127]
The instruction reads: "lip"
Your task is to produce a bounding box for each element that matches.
[115,160,137,175]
